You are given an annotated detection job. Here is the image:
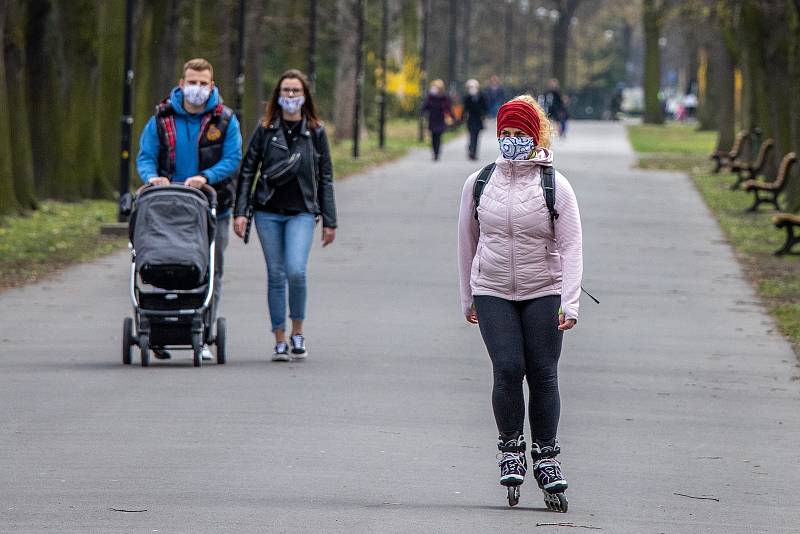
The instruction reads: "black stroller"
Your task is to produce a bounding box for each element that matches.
[121,184,226,367]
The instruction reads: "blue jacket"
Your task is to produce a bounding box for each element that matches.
[136,87,242,214]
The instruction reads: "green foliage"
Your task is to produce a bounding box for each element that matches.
[628,123,800,355]
[0,201,126,290]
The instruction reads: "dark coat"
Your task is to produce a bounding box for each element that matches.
[235,119,337,228]
[462,92,488,132]
[422,94,453,134]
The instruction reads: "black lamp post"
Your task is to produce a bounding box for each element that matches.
[353,0,364,158]
[117,0,135,222]
[235,0,246,123]
[418,0,429,143]
[308,0,318,93]
[379,0,388,149]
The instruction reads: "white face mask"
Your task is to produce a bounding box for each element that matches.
[498,136,535,160]
[468,87,479,96]
[278,96,305,114]
[183,84,211,107]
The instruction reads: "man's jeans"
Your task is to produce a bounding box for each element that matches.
[253,211,316,332]
[212,214,230,326]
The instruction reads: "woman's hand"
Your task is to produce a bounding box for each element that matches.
[558,313,577,331]
[322,227,336,247]
[465,308,478,324]
[233,216,248,239]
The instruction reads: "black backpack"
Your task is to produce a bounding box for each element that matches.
[472,163,559,224]
[471,163,599,305]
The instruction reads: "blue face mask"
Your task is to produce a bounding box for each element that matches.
[278,96,305,114]
[498,136,535,160]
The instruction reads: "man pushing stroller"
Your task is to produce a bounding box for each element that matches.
[136,58,242,360]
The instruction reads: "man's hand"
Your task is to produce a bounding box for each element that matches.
[233,216,248,239]
[148,177,170,186]
[322,227,336,247]
[558,313,577,331]
[184,175,207,189]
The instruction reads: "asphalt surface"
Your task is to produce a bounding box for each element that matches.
[1,121,799,533]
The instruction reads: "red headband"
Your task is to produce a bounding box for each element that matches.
[496,100,541,145]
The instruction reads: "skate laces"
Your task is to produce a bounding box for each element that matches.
[534,458,562,480]
[497,451,526,472]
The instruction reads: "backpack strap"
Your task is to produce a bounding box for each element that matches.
[472,163,496,220]
[541,165,559,224]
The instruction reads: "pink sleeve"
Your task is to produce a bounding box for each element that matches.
[554,172,583,321]
[458,173,481,316]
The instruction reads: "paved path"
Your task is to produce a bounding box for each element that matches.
[1,122,799,533]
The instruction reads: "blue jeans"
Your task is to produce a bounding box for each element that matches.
[253,211,316,332]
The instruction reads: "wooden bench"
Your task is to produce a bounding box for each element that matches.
[730,138,774,190]
[710,130,747,173]
[742,151,797,212]
[773,212,800,255]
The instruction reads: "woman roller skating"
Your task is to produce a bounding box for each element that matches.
[457,96,583,511]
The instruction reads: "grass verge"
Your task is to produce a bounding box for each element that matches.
[0,119,432,293]
[0,201,127,291]
[627,122,800,355]
[330,119,429,177]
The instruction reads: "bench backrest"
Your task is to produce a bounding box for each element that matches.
[752,138,775,171]
[728,130,747,158]
[773,152,798,190]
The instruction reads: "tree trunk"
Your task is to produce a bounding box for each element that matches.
[156,0,182,96]
[714,38,736,153]
[333,0,359,142]
[447,0,457,89]
[551,0,579,88]
[0,0,21,215]
[93,0,122,198]
[243,0,267,139]
[642,0,663,124]
[4,0,37,209]
[461,0,471,80]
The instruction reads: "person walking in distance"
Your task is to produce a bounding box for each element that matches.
[543,78,568,137]
[136,58,242,361]
[421,79,455,161]
[233,69,336,362]
[462,79,489,161]
[485,74,507,118]
[457,96,583,511]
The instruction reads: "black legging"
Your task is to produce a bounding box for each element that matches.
[467,126,481,159]
[431,131,443,159]
[474,295,563,445]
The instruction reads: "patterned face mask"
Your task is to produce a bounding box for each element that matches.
[498,136,535,160]
[183,84,211,107]
[278,96,305,114]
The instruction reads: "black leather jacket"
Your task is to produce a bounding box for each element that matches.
[235,119,337,228]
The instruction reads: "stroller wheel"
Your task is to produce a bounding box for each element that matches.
[122,317,133,365]
[139,334,150,367]
[192,332,202,368]
[216,317,227,365]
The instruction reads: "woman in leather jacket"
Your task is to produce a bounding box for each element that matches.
[233,69,337,362]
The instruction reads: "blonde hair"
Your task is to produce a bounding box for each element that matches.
[183,58,214,79]
[511,94,552,149]
[431,79,446,92]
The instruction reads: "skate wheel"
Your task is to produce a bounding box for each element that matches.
[543,491,568,513]
[507,486,520,507]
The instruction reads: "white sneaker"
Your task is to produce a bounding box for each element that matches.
[272,342,290,362]
[201,344,213,361]
[290,334,307,359]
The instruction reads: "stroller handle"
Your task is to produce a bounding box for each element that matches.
[135,182,218,210]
